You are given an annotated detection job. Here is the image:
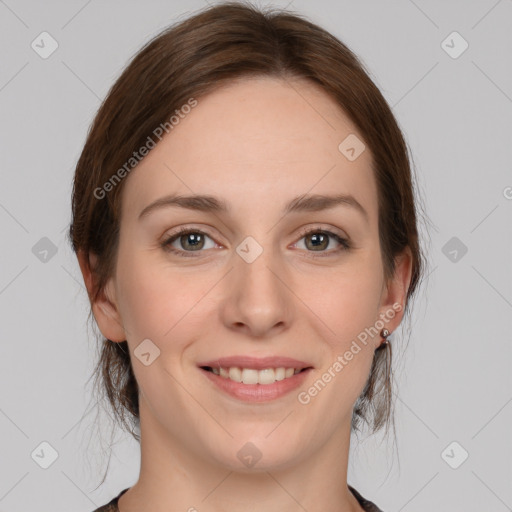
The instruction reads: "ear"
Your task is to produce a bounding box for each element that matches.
[77,249,126,342]
[376,246,413,345]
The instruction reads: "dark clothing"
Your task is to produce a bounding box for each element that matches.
[348,485,384,512]
[93,484,383,511]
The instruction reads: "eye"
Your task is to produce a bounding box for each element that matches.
[161,227,218,257]
[160,226,351,259]
[293,227,351,257]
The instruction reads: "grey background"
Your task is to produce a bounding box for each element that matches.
[0,0,511,511]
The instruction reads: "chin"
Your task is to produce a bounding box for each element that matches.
[203,432,305,473]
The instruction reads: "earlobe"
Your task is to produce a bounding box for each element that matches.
[378,247,413,337]
[77,249,126,343]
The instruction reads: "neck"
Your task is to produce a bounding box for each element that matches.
[118,397,364,512]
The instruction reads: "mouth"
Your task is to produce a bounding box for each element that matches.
[197,356,313,402]
[199,365,311,385]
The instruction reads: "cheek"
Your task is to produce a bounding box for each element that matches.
[317,252,383,344]
[115,232,384,353]
[303,248,383,401]
[115,247,212,345]
[299,272,381,413]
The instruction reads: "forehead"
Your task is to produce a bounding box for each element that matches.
[120,76,377,223]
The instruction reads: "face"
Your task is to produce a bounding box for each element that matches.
[87,76,411,471]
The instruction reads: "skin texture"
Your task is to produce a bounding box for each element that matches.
[79,76,412,512]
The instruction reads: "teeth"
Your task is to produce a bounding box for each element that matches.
[229,367,242,382]
[242,369,259,384]
[209,366,304,385]
[275,367,286,381]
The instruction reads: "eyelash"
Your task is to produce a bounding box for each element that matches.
[160,226,351,259]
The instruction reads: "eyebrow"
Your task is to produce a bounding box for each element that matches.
[138,192,369,223]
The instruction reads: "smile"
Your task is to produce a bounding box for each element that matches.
[202,366,306,385]
[197,356,314,402]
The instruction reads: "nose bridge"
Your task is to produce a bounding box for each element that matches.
[223,233,291,335]
[236,234,283,303]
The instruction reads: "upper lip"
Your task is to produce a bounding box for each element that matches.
[198,356,313,370]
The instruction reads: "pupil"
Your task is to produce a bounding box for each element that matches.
[308,233,326,250]
[183,233,203,250]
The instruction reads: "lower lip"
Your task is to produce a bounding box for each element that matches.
[200,368,312,402]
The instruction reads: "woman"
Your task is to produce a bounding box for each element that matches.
[69,2,425,511]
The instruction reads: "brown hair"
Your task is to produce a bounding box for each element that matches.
[69,1,425,448]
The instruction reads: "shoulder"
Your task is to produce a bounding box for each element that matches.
[92,505,117,512]
[348,485,385,512]
[92,502,118,512]
[91,488,130,512]
[94,486,382,512]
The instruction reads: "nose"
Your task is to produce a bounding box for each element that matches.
[219,245,292,339]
